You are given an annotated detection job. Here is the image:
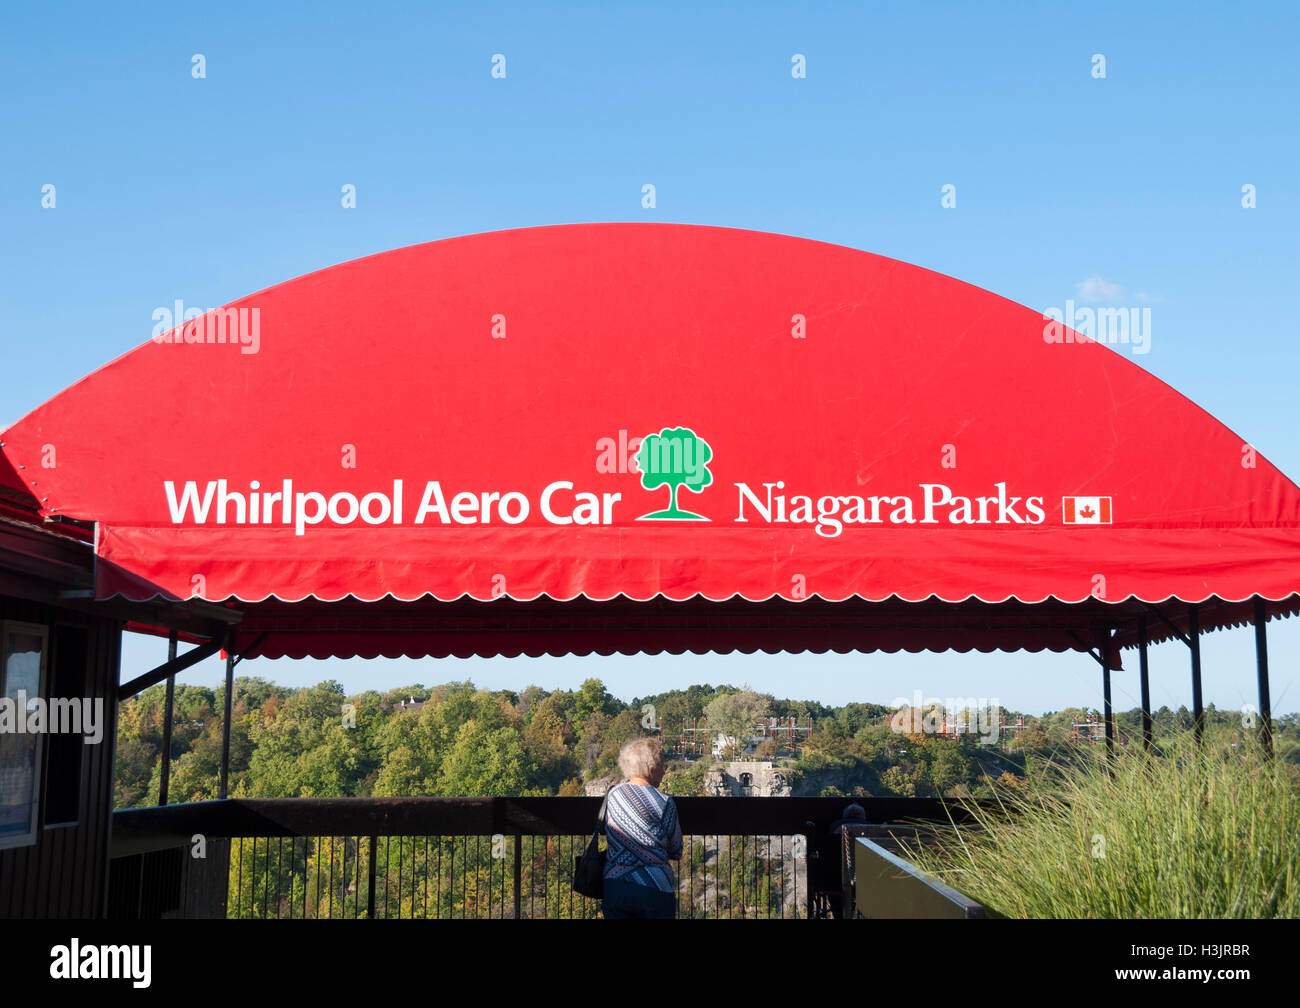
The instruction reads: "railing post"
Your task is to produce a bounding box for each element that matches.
[512,833,522,919]
[802,826,815,919]
[367,835,378,918]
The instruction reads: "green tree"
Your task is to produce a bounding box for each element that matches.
[573,678,616,733]
[634,427,714,520]
[438,721,536,796]
[245,681,364,796]
[661,761,707,796]
[927,739,973,795]
[523,694,578,792]
[518,684,546,722]
[594,709,647,778]
[1010,723,1051,752]
[704,688,772,759]
[881,764,919,797]
[374,744,429,796]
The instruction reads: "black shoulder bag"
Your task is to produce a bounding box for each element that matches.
[572,787,612,899]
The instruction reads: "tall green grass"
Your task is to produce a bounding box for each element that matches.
[902,734,1300,918]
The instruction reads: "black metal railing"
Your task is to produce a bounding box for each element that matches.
[108,796,970,919]
[219,832,807,919]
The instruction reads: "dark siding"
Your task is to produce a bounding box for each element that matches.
[0,594,120,918]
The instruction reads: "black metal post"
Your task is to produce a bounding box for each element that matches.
[159,631,177,805]
[803,827,815,919]
[367,836,378,918]
[1188,605,1204,745]
[512,833,523,919]
[1101,632,1114,756]
[117,636,226,700]
[1253,597,1273,756]
[219,634,234,798]
[1138,616,1152,752]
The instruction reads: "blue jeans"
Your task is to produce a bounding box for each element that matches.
[602,878,677,919]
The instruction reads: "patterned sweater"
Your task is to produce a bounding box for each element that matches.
[603,782,683,892]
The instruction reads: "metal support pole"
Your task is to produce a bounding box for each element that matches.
[219,634,234,798]
[159,630,177,805]
[367,835,378,918]
[1253,597,1274,756]
[512,834,523,919]
[803,826,815,920]
[117,636,225,700]
[1188,605,1204,745]
[1138,616,1152,752]
[1101,632,1114,756]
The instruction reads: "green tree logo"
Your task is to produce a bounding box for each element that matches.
[635,426,714,521]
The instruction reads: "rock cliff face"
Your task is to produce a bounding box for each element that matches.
[583,775,618,796]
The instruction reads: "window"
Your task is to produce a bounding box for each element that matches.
[0,621,48,850]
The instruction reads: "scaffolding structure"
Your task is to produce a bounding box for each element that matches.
[1070,715,1108,744]
[896,710,1027,750]
[664,718,710,758]
[756,716,813,748]
[997,715,1027,748]
[664,716,813,759]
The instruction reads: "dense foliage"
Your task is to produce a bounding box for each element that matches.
[114,675,1300,808]
[902,731,1300,918]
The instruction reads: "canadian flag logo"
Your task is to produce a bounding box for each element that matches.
[1063,497,1112,524]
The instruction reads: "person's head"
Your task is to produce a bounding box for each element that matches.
[842,803,866,822]
[618,737,666,787]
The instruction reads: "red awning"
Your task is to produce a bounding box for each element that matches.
[2,224,1298,659]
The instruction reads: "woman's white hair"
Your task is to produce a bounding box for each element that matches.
[618,737,665,779]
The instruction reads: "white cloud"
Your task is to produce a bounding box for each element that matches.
[1075,275,1125,302]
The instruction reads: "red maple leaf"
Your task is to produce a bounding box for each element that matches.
[1079,505,1096,519]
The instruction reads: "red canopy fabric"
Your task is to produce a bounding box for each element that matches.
[213,594,1299,662]
[3,225,1298,640]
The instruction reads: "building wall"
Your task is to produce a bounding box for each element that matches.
[0,594,121,918]
[704,761,792,797]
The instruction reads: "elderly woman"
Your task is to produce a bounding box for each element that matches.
[602,737,683,919]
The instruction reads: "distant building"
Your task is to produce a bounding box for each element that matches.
[388,695,425,714]
[710,733,768,758]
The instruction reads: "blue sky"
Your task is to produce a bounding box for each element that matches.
[3,2,1297,714]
